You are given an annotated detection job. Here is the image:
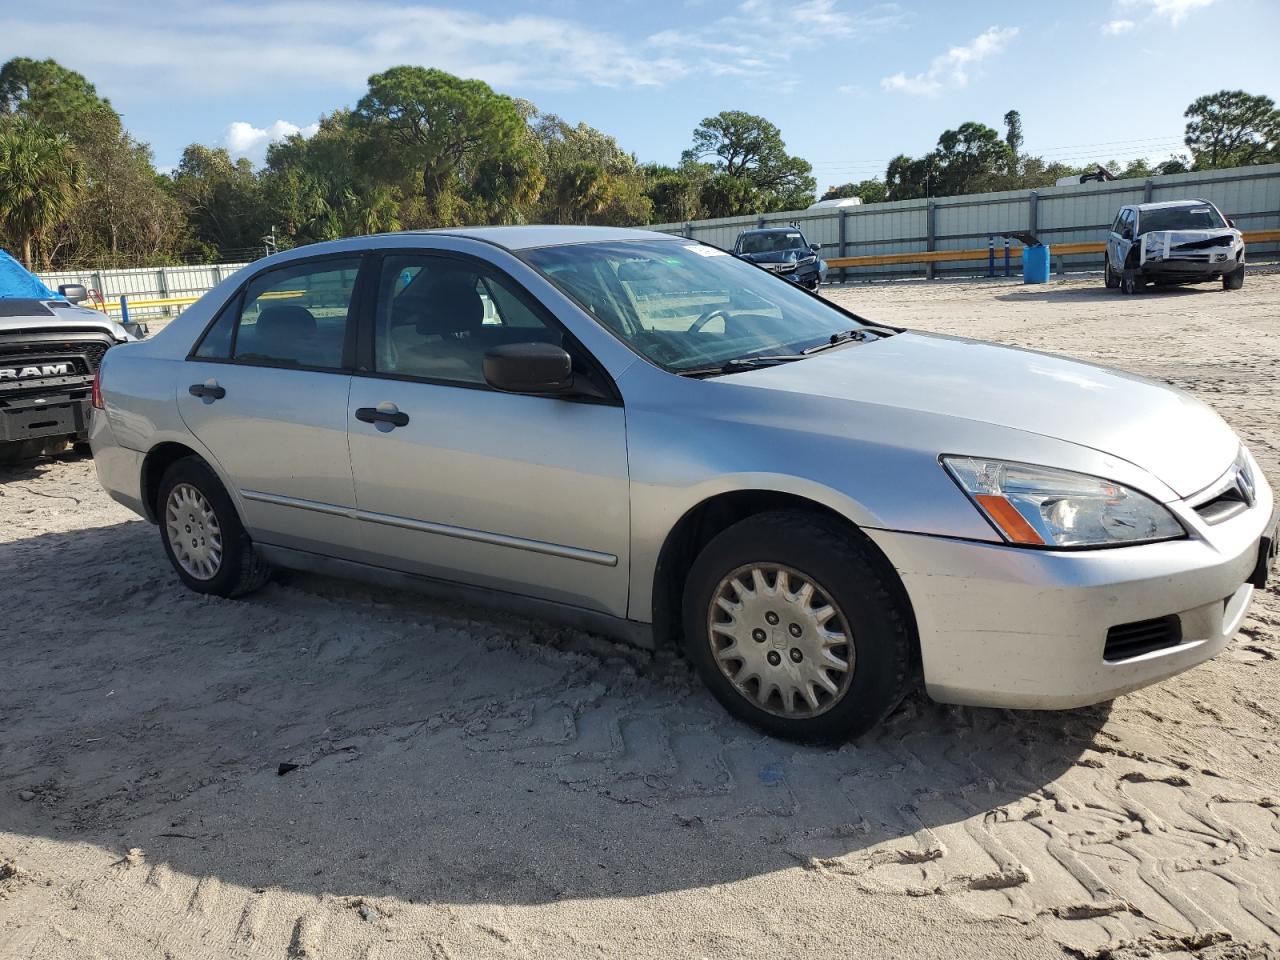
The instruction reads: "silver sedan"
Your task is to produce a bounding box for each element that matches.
[89,227,1279,741]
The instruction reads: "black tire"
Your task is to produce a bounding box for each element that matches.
[156,456,271,598]
[681,510,914,742]
[1223,266,1245,291]
[1103,254,1119,289]
[1121,268,1146,295]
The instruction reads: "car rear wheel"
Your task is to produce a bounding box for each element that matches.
[1223,266,1245,291]
[157,456,270,598]
[682,510,913,742]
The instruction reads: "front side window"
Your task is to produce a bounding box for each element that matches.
[230,258,361,369]
[374,255,563,385]
[523,240,869,374]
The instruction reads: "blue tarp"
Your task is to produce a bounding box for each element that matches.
[0,248,59,300]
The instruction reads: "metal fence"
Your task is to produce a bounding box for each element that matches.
[651,162,1280,280]
[37,262,252,319]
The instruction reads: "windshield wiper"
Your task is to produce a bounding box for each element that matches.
[676,355,806,378]
[803,325,895,354]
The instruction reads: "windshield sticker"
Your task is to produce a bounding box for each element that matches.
[1188,206,1211,214]
[687,245,728,257]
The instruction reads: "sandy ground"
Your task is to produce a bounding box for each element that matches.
[2,273,1279,960]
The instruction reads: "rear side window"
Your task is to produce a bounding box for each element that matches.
[229,258,361,369]
[192,297,239,359]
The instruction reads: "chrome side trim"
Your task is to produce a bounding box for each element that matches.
[241,489,618,567]
[255,544,652,647]
[241,489,356,519]
[357,507,618,567]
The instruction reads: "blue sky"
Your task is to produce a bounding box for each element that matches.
[3,0,1277,188]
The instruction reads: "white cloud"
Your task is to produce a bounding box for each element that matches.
[1118,0,1220,25]
[881,25,1019,96]
[1101,18,1136,34]
[223,120,320,164]
[648,0,910,78]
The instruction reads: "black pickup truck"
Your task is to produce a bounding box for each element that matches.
[1,251,144,461]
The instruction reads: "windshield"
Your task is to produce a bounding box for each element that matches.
[1138,205,1227,234]
[522,239,870,373]
[737,232,809,255]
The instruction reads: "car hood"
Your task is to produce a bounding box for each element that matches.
[740,251,814,264]
[0,299,128,339]
[732,331,1237,499]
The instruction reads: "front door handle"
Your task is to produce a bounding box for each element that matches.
[355,402,410,430]
[189,380,226,401]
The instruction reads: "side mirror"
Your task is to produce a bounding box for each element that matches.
[810,244,821,253]
[58,283,88,303]
[1227,218,1236,228]
[483,342,573,396]
[1121,228,1133,240]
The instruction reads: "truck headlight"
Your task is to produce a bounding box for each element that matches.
[942,457,1184,547]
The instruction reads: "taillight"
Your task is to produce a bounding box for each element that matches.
[91,366,104,410]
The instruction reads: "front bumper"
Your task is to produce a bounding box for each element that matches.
[0,386,93,445]
[865,476,1274,709]
[1140,256,1240,282]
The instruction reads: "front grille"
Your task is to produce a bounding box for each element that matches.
[1104,615,1183,661]
[0,339,110,374]
[1195,487,1249,524]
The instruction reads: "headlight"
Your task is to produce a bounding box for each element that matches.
[942,457,1184,548]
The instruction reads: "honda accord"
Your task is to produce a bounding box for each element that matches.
[90,227,1278,740]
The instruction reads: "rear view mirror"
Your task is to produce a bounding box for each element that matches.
[616,260,660,282]
[58,283,88,303]
[484,342,573,396]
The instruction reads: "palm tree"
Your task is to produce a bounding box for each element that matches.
[0,116,80,268]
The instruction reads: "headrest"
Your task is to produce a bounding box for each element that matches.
[418,279,483,337]
[256,304,317,339]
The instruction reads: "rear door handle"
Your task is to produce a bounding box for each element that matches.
[355,403,410,429]
[189,380,226,401]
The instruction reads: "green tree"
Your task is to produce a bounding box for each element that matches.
[262,111,402,245]
[0,57,114,134]
[819,179,887,204]
[354,66,541,225]
[168,144,268,259]
[0,116,81,267]
[681,111,815,214]
[532,114,651,225]
[55,109,184,266]
[640,162,706,223]
[1183,90,1280,169]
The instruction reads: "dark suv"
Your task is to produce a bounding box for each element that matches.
[733,227,824,290]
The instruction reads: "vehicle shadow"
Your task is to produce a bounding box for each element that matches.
[1,519,1111,907]
[995,284,1210,305]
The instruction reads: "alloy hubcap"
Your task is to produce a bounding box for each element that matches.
[708,564,854,718]
[165,483,223,580]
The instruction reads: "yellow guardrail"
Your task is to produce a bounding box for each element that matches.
[97,289,306,313]
[824,229,1279,271]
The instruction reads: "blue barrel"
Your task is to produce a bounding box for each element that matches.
[1023,244,1050,284]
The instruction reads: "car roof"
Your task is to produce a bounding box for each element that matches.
[739,227,803,234]
[392,225,676,251]
[1128,199,1216,212]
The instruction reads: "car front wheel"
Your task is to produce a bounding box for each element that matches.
[157,456,271,598]
[682,510,914,742]
[1223,266,1245,290]
[1104,254,1119,289]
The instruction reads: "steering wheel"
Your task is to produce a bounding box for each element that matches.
[687,307,731,334]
